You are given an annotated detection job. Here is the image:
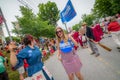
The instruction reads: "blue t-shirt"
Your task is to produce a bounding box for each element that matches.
[14,46,43,77]
[59,39,74,53]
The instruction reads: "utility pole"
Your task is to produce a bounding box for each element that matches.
[17,0,36,14]
[17,0,34,10]
[0,7,12,41]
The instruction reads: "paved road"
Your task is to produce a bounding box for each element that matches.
[45,36,120,80]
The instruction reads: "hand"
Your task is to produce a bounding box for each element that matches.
[68,34,72,39]
[108,31,111,34]
[8,42,17,52]
[58,56,62,62]
[94,41,99,44]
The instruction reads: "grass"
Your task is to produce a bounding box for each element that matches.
[3,51,19,80]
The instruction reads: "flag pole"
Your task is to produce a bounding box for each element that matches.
[60,0,76,34]
[0,7,12,41]
[63,22,68,33]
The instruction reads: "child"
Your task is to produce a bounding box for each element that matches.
[48,44,55,55]
[42,48,47,57]
[79,28,88,48]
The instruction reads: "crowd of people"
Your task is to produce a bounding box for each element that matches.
[0,13,120,80]
[0,36,56,80]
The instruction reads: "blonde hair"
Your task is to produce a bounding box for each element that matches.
[55,27,68,43]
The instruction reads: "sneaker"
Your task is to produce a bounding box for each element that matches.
[90,52,95,55]
[95,54,100,57]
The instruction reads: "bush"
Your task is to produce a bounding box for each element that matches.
[5,36,21,43]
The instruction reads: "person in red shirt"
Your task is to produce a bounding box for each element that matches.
[92,23,103,42]
[108,19,120,32]
[108,16,120,50]
[78,33,83,47]
[42,48,47,57]
[71,30,79,50]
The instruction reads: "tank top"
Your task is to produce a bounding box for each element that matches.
[59,39,74,53]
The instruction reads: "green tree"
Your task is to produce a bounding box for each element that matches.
[14,6,55,38]
[16,6,36,35]
[93,0,112,17]
[35,20,55,38]
[38,1,60,26]
[81,14,95,26]
[12,22,22,37]
[93,0,120,17]
[72,21,84,31]
[5,36,21,42]
[72,24,80,31]
[111,0,120,14]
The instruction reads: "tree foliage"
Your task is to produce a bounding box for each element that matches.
[6,36,21,42]
[72,21,84,31]
[16,6,36,35]
[72,24,80,31]
[38,1,60,26]
[14,5,56,38]
[93,0,120,17]
[11,22,22,37]
[81,14,95,26]
[110,0,120,14]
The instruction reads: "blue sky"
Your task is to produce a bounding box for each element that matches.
[0,0,95,36]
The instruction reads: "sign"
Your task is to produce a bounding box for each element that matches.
[60,0,76,23]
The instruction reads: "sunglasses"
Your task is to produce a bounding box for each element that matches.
[56,30,62,34]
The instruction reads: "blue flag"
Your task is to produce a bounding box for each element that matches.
[60,0,77,23]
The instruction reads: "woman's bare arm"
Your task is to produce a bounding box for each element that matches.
[69,35,78,47]
[56,40,62,61]
[9,42,18,67]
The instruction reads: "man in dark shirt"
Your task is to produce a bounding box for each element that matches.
[81,22,100,57]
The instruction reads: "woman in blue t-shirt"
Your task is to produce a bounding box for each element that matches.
[56,27,83,80]
[9,34,54,80]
